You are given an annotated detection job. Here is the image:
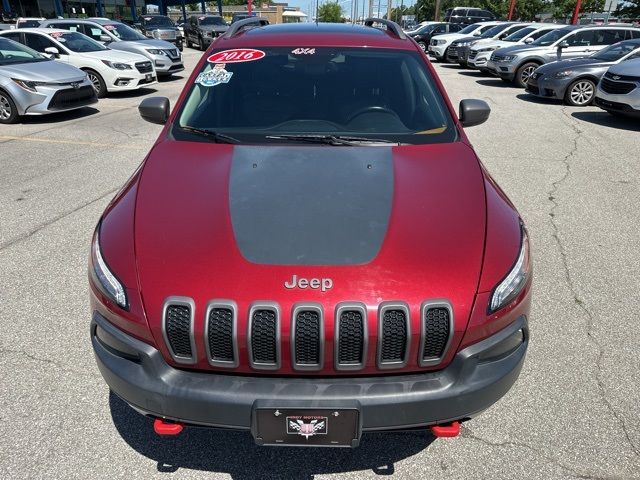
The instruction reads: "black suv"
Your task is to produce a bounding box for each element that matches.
[409,22,464,51]
[445,7,496,25]
[134,15,183,51]
[184,14,228,51]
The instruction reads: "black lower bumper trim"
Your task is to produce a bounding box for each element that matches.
[92,313,528,431]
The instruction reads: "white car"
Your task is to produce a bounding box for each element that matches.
[1,28,157,97]
[428,21,501,61]
[468,24,560,71]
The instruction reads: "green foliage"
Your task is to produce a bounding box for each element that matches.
[318,2,343,22]
[388,5,416,22]
[616,1,640,19]
[413,0,552,22]
[551,0,605,19]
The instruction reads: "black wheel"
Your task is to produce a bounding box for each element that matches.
[418,41,427,52]
[186,36,192,48]
[198,36,205,51]
[515,62,539,88]
[564,78,596,106]
[85,69,107,98]
[0,89,19,124]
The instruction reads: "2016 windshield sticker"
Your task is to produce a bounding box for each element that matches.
[49,32,64,38]
[195,64,233,87]
[104,25,116,30]
[207,49,266,64]
[291,48,315,55]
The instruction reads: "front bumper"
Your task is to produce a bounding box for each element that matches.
[92,311,529,433]
[428,44,447,59]
[12,81,97,116]
[526,75,570,100]
[148,52,184,75]
[595,88,640,117]
[469,51,491,69]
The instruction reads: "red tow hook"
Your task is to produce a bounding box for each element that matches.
[153,418,184,436]
[431,421,460,438]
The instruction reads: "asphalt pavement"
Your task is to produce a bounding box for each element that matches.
[0,49,639,479]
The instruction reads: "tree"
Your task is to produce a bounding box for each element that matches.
[413,0,550,22]
[616,1,640,19]
[317,2,343,22]
[551,0,605,20]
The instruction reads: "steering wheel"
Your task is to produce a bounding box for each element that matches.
[347,106,399,123]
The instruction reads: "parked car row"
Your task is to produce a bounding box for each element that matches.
[428,22,640,116]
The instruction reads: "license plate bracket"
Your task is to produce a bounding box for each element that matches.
[253,407,361,447]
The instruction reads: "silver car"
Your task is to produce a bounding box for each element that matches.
[0,37,96,124]
[595,57,640,117]
[40,19,184,77]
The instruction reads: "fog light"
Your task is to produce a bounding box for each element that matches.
[115,79,131,86]
[478,328,525,362]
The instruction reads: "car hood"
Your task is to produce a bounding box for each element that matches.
[77,48,148,63]
[115,39,177,49]
[606,57,640,75]
[0,59,86,82]
[471,39,516,51]
[199,25,228,33]
[536,57,610,74]
[433,32,473,42]
[134,141,487,366]
[494,44,542,56]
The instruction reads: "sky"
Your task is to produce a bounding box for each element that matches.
[281,0,418,20]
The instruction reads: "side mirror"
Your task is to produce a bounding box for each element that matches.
[557,40,569,49]
[44,46,59,58]
[524,37,534,44]
[472,32,481,36]
[139,97,170,125]
[459,99,490,128]
[99,34,112,43]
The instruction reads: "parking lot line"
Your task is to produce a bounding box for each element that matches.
[0,135,147,151]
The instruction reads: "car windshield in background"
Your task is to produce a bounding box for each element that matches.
[105,23,147,41]
[200,16,226,26]
[532,28,573,46]
[143,16,174,27]
[592,42,640,61]
[18,20,41,28]
[0,37,48,64]
[459,23,481,34]
[480,24,512,39]
[176,47,455,145]
[504,27,536,42]
[55,32,107,52]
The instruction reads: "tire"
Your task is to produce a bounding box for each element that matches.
[515,62,539,88]
[0,89,19,124]
[84,69,107,98]
[564,78,596,106]
[186,35,192,48]
[199,36,205,51]
[418,41,427,52]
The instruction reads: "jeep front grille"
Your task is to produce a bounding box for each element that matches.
[163,298,195,364]
[205,301,237,367]
[335,303,367,370]
[249,305,280,369]
[291,305,323,370]
[378,303,410,368]
[419,302,453,366]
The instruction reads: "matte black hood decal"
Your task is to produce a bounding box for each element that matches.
[229,146,393,265]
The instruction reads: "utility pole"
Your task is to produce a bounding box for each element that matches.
[507,0,516,20]
[434,0,441,21]
[387,0,391,21]
[368,0,373,18]
[571,0,582,24]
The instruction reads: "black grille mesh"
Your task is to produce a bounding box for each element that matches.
[422,308,450,360]
[338,310,364,364]
[380,309,407,362]
[251,309,277,364]
[165,305,192,357]
[207,308,234,362]
[49,86,95,110]
[294,310,320,365]
[600,78,636,95]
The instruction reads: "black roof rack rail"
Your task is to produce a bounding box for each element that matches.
[364,18,406,40]
[224,17,270,38]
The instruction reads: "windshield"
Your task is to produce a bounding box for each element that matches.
[53,32,107,52]
[532,28,573,46]
[176,47,456,145]
[415,24,438,34]
[104,23,146,41]
[592,42,640,61]
[459,23,481,35]
[504,26,536,42]
[200,16,226,26]
[18,20,41,28]
[142,16,174,27]
[0,37,49,65]
[480,24,512,39]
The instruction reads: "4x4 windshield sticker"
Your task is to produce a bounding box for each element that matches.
[207,49,266,64]
[195,64,233,87]
[291,48,315,55]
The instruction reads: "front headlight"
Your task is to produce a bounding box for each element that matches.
[91,225,128,309]
[554,70,573,78]
[489,227,530,313]
[12,78,44,92]
[101,60,133,70]
[146,49,166,55]
[478,47,497,53]
[502,55,517,62]
[437,39,447,45]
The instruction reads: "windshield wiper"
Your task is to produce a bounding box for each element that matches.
[178,126,240,144]
[265,134,398,146]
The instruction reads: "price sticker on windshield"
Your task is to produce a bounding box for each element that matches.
[207,49,266,64]
[49,32,64,38]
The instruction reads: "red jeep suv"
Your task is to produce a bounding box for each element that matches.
[90,18,531,447]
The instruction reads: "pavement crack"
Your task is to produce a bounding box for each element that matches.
[0,188,117,252]
[462,426,620,480]
[0,347,97,378]
[547,108,640,459]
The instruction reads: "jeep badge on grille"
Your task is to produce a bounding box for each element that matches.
[284,275,333,292]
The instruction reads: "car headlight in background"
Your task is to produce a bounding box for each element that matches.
[554,70,573,78]
[152,30,161,39]
[489,226,531,313]
[146,49,167,55]
[101,60,133,70]
[437,39,447,45]
[91,225,128,309]
[501,55,517,62]
[478,47,497,52]
[12,78,45,93]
